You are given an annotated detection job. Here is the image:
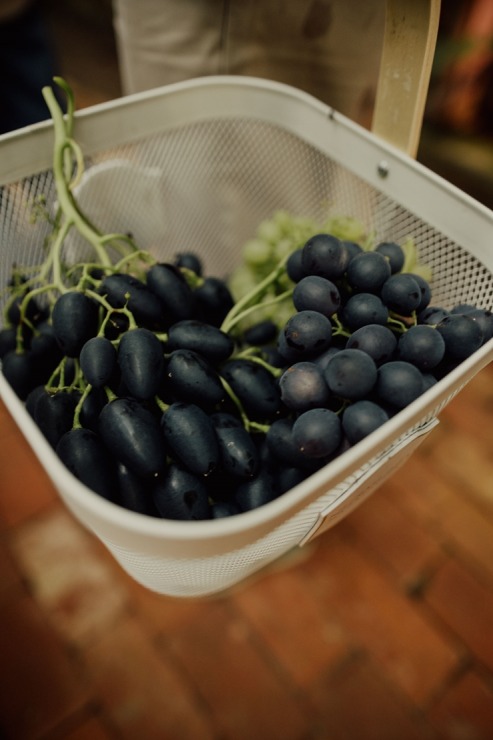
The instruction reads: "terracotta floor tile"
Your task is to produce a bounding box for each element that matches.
[310,652,436,740]
[232,564,352,690]
[340,485,444,589]
[299,532,462,707]
[429,669,493,740]
[163,597,312,740]
[82,613,217,740]
[0,401,58,528]
[0,587,90,740]
[423,556,493,671]
[9,508,129,647]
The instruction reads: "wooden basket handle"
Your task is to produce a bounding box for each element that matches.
[371,0,441,158]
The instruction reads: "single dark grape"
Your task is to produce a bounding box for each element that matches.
[193,276,234,327]
[243,320,278,347]
[56,427,117,501]
[375,361,425,408]
[418,306,450,325]
[0,327,17,358]
[451,306,493,344]
[79,336,117,389]
[324,348,377,400]
[165,349,225,409]
[51,290,99,357]
[146,262,196,322]
[292,407,342,459]
[436,314,484,359]
[174,251,203,275]
[346,251,391,293]
[117,327,165,400]
[1,350,39,400]
[166,319,234,363]
[341,293,389,330]
[25,385,46,419]
[266,417,316,469]
[34,389,81,447]
[98,397,167,477]
[100,273,165,329]
[375,241,405,273]
[211,412,259,479]
[342,240,364,260]
[152,463,211,520]
[286,248,306,283]
[397,325,445,370]
[342,400,389,444]
[115,462,159,516]
[345,324,397,365]
[78,387,107,432]
[278,310,332,361]
[161,401,219,476]
[279,361,330,411]
[233,468,278,512]
[412,274,432,312]
[301,233,351,280]
[220,359,282,421]
[292,275,341,318]
[30,326,64,380]
[380,273,422,314]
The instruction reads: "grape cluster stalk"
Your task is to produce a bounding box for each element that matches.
[1,79,491,522]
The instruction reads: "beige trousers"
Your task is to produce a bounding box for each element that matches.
[112,0,385,125]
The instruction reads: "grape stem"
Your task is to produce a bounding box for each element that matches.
[220,254,290,334]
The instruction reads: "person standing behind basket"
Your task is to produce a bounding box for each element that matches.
[111,0,386,127]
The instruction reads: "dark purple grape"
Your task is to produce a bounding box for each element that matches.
[1,350,39,400]
[233,468,277,512]
[418,306,450,325]
[278,310,332,362]
[312,345,342,370]
[243,320,278,346]
[152,463,211,520]
[375,361,425,408]
[342,400,389,444]
[381,274,422,314]
[220,359,282,421]
[0,327,17,358]
[345,324,397,365]
[342,240,364,260]
[286,248,306,283]
[279,361,330,411]
[161,402,219,476]
[412,274,432,312]
[211,412,259,479]
[375,241,405,273]
[56,427,117,501]
[166,320,234,363]
[146,263,196,322]
[397,325,445,370]
[276,466,309,494]
[346,251,391,293]
[165,349,225,409]
[80,336,117,389]
[117,327,165,400]
[30,326,64,379]
[116,462,159,516]
[436,314,484,359]
[174,252,203,275]
[292,275,341,318]
[34,390,80,448]
[451,306,493,344]
[341,293,389,330]
[52,291,99,357]
[100,273,165,329]
[292,408,342,459]
[79,387,107,432]
[194,277,234,327]
[98,397,167,477]
[301,233,351,280]
[324,348,377,400]
[25,385,46,419]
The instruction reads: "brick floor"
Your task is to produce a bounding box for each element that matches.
[1,6,493,739]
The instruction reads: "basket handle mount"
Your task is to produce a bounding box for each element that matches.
[371,0,441,158]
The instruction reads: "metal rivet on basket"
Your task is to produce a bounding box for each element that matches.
[377,160,390,178]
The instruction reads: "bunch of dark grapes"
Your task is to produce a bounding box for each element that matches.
[1,230,491,523]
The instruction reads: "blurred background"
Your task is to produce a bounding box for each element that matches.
[1,1,493,738]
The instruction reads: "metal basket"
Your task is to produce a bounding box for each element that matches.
[1,5,492,598]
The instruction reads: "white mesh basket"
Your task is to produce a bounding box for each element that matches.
[1,64,492,597]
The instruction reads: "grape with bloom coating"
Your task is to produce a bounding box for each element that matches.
[279,361,330,411]
[278,310,332,361]
[324,348,378,400]
[292,408,342,458]
[292,275,341,317]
